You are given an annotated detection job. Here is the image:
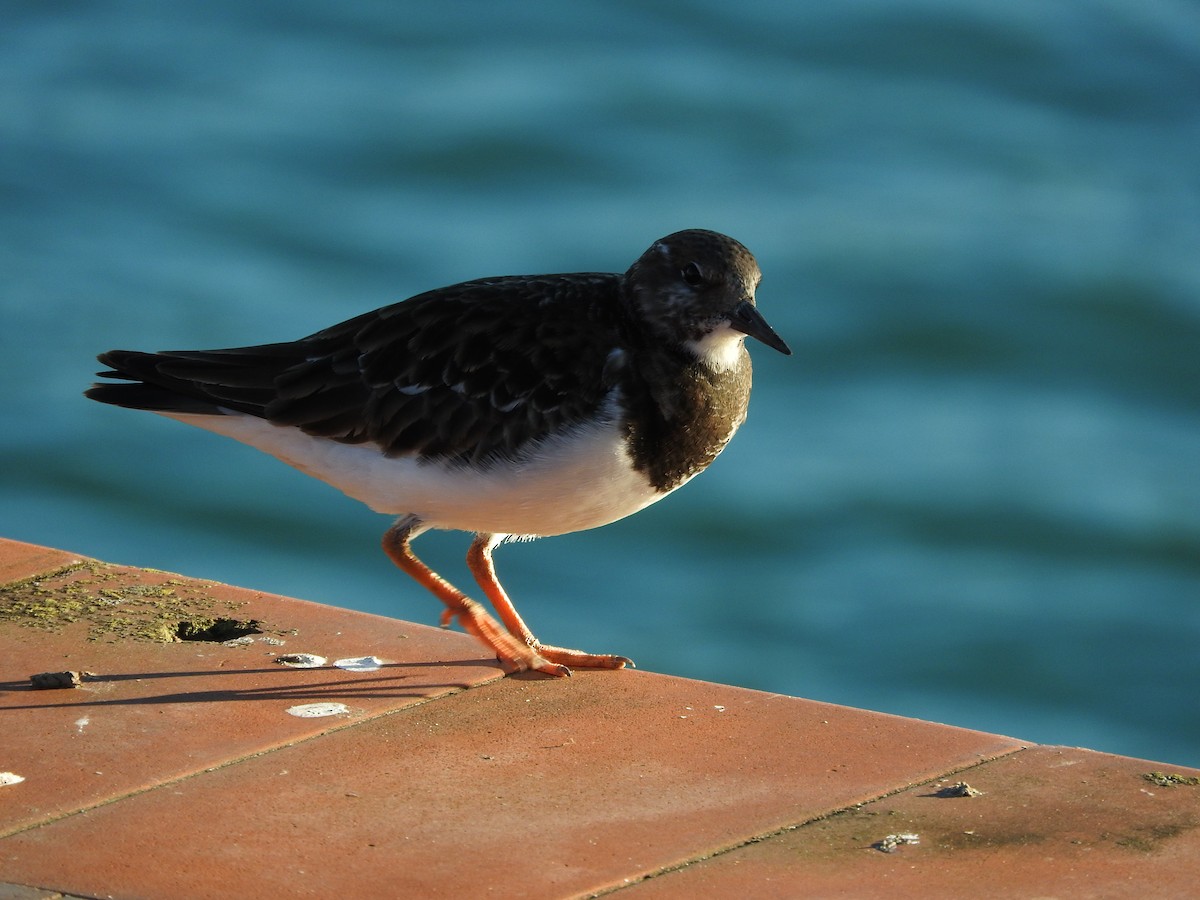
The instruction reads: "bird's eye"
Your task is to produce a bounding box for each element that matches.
[681,262,705,286]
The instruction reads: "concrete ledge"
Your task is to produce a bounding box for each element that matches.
[1,537,1197,898]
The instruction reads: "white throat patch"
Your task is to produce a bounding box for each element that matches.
[686,323,747,373]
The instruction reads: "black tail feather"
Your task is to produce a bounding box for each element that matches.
[84,381,225,414]
[86,346,305,417]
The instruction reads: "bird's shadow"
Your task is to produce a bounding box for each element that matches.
[0,658,512,712]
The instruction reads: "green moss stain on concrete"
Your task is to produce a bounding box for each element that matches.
[0,561,259,643]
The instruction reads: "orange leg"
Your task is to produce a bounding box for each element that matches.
[466,533,633,671]
[382,517,569,677]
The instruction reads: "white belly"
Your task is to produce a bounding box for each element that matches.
[160,409,672,538]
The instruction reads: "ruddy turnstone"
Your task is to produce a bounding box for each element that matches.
[86,229,791,676]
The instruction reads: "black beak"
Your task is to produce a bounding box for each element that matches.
[729,300,792,355]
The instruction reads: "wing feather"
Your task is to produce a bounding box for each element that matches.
[87,274,627,465]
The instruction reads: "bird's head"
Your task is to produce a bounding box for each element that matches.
[623,229,791,371]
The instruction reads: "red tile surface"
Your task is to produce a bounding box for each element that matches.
[623,746,1200,899]
[0,668,1018,899]
[4,538,1194,900]
[0,539,86,584]
[0,542,505,837]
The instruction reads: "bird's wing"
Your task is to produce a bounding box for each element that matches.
[89,274,627,465]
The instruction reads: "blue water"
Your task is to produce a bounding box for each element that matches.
[4,1,1199,767]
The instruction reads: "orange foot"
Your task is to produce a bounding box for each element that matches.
[439,605,633,676]
[439,599,570,677]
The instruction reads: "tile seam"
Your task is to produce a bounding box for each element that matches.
[583,741,1034,898]
[0,672,506,840]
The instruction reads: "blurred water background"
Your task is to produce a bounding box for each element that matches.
[3,1,1199,766]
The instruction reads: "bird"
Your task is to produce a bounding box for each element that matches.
[86,229,791,676]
